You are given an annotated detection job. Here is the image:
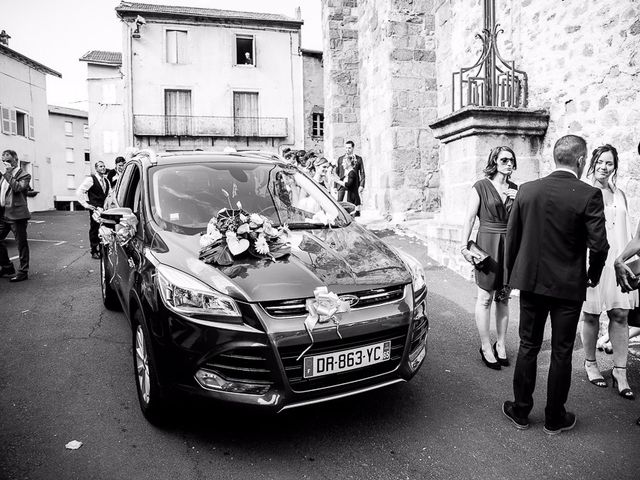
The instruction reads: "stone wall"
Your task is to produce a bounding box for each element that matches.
[358,0,440,214]
[322,0,361,162]
[435,0,640,218]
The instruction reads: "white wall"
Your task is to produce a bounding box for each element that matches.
[86,63,127,169]
[124,19,304,150]
[48,113,91,203]
[0,54,54,212]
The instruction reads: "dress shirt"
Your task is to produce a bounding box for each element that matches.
[0,167,17,207]
[76,174,107,210]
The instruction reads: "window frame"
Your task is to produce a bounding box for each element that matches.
[64,121,73,137]
[66,174,76,190]
[234,34,256,67]
[312,112,324,137]
[65,147,75,163]
[165,28,189,65]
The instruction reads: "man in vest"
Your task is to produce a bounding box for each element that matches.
[0,149,31,282]
[76,161,110,259]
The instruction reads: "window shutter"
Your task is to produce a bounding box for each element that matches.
[28,115,35,139]
[9,109,17,135]
[1,107,10,134]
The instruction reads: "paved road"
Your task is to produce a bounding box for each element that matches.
[0,212,638,480]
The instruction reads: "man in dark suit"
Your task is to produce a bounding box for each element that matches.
[0,149,31,282]
[502,135,609,435]
[106,156,125,188]
[335,140,365,215]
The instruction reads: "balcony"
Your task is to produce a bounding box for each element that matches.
[133,115,288,138]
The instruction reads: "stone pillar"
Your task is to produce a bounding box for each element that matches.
[426,106,549,278]
[358,0,439,215]
[322,0,361,162]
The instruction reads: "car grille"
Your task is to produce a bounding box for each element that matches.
[261,285,406,317]
[202,347,274,386]
[278,325,408,392]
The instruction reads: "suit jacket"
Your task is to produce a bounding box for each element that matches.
[0,168,31,221]
[336,154,365,191]
[505,170,609,301]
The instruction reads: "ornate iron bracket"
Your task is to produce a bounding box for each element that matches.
[452,9,528,111]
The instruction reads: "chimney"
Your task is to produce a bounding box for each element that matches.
[0,30,10,46]
[295,7,301,20]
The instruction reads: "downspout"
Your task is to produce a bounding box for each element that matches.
[126,18,135,149]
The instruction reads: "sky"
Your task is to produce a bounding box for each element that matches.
[2,0,322,109]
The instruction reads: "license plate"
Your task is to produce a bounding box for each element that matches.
[303,341,391,378]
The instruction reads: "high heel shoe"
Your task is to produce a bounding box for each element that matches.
[492,342,509,367]
[612,366,635,400]
[479,347,501,370]
[584,359,607,388]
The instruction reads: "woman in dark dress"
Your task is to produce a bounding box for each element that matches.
[461,146,518,370]
[336,157,361,214]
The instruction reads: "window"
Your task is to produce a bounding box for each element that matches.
[0,107,33,138]
[102,84,116,104]
[83,124,89,138]
[235,35,255,66]
[64,121,73,136]
[103,131,119,154]
[166,30,188,64]
[16,111,26,137]
[312,112,324,137]
[84,151,90,163]
[33,165,40,191]
[65,148,74,163]
[66,174,76,190]
[233,92,259,136]
[164,90,192,135]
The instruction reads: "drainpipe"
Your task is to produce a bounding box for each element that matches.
[126,18,135,148]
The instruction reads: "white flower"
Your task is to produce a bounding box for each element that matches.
[200,234,216,248]
[254,234,270,254]
[236,223,250,235]
[207,219,219,236]
[249,213,264,226]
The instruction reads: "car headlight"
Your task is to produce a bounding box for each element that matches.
[395,250,427,299]
[156,264,241,320]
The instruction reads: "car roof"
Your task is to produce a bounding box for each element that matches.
[130,150,286,167]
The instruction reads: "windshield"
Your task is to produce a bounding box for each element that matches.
[149,162,350,234]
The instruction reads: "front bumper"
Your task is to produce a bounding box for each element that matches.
[149,285,428,412]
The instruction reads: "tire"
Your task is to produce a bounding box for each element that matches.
[132,310,168,426]
[100,245,121,311]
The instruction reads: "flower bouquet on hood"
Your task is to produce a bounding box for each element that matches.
[199,208,291,266]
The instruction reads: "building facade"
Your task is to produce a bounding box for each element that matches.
[323,0,640,272]
[79,50,126,170]
[115,1,305,153]
[48,106,90,210]
[0,39,60,212]
[302,48,324,154]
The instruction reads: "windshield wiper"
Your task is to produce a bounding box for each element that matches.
[287,222,334,229]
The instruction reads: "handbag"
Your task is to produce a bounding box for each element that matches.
[467,240,490,270]
[624,258,640,290]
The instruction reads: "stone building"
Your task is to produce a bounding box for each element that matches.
[323,0,640,274]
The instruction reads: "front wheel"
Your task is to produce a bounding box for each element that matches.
[100,245,121,311]
[133,311,168,425]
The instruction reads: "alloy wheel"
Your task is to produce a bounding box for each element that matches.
[135,325,150,405]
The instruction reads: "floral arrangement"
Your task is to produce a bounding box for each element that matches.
[296,286,352,361]
[199,208,291,267]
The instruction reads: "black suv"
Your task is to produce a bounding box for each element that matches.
[100,150,428,424]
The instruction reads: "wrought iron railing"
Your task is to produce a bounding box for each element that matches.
[133,115,288,137]
[452,0,528,111]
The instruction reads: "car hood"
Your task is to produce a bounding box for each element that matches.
[152,223,411,302]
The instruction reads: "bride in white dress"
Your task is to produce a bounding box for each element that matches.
[581,144,636,399]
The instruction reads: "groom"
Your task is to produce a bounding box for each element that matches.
[502,135,609,435]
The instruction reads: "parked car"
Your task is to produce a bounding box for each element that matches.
[100,150,428,424]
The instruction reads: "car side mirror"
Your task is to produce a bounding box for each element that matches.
[100,207,134,229]
[339,201,357,215]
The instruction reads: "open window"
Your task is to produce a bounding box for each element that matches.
[235,35,255,66]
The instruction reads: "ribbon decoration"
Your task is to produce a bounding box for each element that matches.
[98,213,139,283]
[296,286,352,361]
